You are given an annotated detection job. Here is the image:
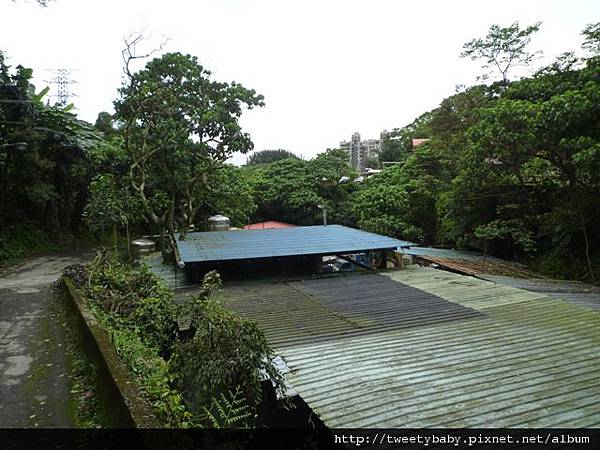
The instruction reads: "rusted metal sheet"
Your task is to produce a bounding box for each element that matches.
[404,247,540,277]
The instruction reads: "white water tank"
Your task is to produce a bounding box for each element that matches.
[208,214,230,231]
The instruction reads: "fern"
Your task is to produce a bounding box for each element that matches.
[203,386,252,428]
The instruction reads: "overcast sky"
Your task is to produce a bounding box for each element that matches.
[2,0,599,164]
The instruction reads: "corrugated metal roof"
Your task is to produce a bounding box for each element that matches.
[478,275,600,311]
[219,274,483,348]
[177,225,412,264]
[292,275,483,336]
[217,267,600,427]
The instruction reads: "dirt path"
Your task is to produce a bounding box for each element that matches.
[0,253,93,427]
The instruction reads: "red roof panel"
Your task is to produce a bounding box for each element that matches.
[243,221,297,230]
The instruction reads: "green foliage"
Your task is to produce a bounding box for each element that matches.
[74,259,282,427]
[93,111,118,137]
[474,219,536,253]
[246,149,358,225]
[203,386,252,428]
[84,175,130,233]
[115,50,264,248]
[83,171,142,257]
[170,271,285,425]
[429,48,600,277]
[246,149,298,166]
[193,164,256,228]
[0,51,103,257]
[351,158,439,243]
[85,256,176,353]
[108,325,193,427]
[0,222,87,267]
[582,22,600,55]
[76,257,192,427]
[379,112,433,165]
[297,24,599,280]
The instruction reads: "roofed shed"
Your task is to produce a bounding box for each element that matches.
[176,225,412,280]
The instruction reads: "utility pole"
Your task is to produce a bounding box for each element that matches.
[318,204,327,226]
[45,68,77,106]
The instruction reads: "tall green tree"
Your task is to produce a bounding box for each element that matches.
[192,164,256,228]
[445,53,600,279]
[115,46,263,259]
[378,112,433,164]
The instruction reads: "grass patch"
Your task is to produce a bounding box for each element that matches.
[0,222,91,268]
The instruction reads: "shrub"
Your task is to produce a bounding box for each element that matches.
[107,324,194,427]
[70,259,283,428]
[170,275,285,425]
[84,255,176,353]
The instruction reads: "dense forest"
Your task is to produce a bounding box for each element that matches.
[1,22,599,282]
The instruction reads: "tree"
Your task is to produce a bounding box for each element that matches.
[246,149,358,225]
[582,22,600,56]
[115,41,263,259]
[461,21,542,84]
[170,272,285,425]
[454,56,600,277]
[94,111,118,137]
[378,112,433,165]
[0,51,102,232]
[245,149,298,166]
[352,142,446,244]
[84,173,142,259]
[351,167,421,242]
[191,164,256,228]
[378,130,409,163]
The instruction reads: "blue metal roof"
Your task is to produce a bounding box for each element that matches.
[177,224,412,264]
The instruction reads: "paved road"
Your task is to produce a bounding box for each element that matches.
[0,253,92,427]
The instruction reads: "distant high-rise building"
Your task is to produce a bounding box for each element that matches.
[340,131,382,171]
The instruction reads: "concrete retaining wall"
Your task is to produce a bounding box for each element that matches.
[61,278,160,428]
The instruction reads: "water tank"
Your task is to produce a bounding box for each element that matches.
[131,237,156,254]
[208,214,230,231]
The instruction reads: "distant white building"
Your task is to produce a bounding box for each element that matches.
[340,131,387,171]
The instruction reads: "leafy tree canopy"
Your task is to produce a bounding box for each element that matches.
[245,149,298,166]
[246,148,358,225]
[114,49,263,257]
